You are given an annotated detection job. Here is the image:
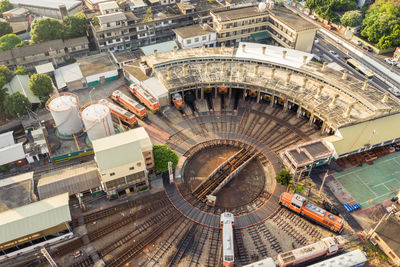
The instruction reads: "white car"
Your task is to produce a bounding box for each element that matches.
[329,50,339,58]
[384,58,397,65]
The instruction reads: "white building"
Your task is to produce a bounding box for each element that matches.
[0,131,26,166]
[99,1,120,15]
[129,0,147,10]
[92,127,154,198]
[174,24,217,49]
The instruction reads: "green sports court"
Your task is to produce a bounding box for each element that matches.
[333,152,400,209]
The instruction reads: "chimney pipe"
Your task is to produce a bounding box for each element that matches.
[344,103,353,117]
[222,62,226,72]
[270,68,275,78]
[173,46,177,55]
[183,64,188,76]
[321,62,327,71]
[205,62,209,73]
[303,56,307,64]
[329,94,339,107]
[153,49,158,57]
[286,72,292,83]
[302,77,308,88]
[282,50,287,59]
[262,46,266,55]
[254,65,259,75]
[167,67,172,79]
[382,92,389,103]
[201,43,205,51]
[242,44,246,53]
[316,85,323,96]
[342,70,348,80]
[362,80,368,90]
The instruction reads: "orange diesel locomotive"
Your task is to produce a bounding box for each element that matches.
[129,84,160,113]
[111,90,147,119]
[279,192,344,233]
[100,99,137,127]
[171,93,184,110]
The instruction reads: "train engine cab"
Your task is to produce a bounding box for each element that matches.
[221,212,234,267]
[280,192,344,233]
[129,84,160,113]
[172,93,184,110]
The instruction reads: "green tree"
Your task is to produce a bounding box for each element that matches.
[0,85,8,109]
[0,65,14,82]
[340,10,363,27]
[276,169,292,186]
[361,0,400,47]
[30,18,63,44]
[3,92,31,118]
[143,7,153,22]
[15,65,26,75]
[92,16,99,25]
[63,12,87,39]
[306,0,357,23]
[0,34,24,51]
[153,144,178,173]
[0,21,12,37]
[29,73,53,98]
[0,0,11,15]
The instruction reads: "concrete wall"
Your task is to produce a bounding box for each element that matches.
[295,28,317,53]
[86,70,118,84]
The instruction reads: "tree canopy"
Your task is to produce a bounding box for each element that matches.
[63,12,87,39]
[0,85,7,110]
[29,74,53,98]
[153,144,179,173]
[0,34,24,51]
[3,92,31,118]
[306,0,357,23]
[361,0,400,49]
[15,66,26,75]
[276,169,292,186]
[0,65,14,83]
[340,10,363,27]
[30,18,63,44]
[0,21,12,37]
[0,0,11,15]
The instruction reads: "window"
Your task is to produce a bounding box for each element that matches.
[110,172,115,176]
[107,32,111,37]
[137,162,142,167]
[129,166,135,170]
[116,21,120,26]
[44,52,49,56]
[107,23,110,27]
[145,157,152,161]
[116,38,121,42]
[194,37,199,43]
[202,36,207,41]
[186,39,191,44]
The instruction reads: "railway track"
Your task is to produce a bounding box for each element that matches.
[234,228,250,265]
[247,226,269,259]
[168,223,198,266]
[104,209,181,267]
[206,228,221,267]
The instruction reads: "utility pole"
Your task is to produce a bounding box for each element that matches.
[367,207,396,238]
[168,161,173,184]
[318,170,329,196]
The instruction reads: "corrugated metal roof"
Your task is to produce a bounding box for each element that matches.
[0,131,14,149]
[10,0,82,10]
[98,12,127,24]
[54,63,83,89]
[141,77,168,99]
[330,113,400,156]
[4,75,40,104]
[0,143,25,165]
[35,62,54,74]
[140,40,177,56]
[0,193,71,245]
[92,128,152,171]
[38,162,100,199]
[0,172,33,188]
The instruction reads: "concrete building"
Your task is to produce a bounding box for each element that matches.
[9,0,83,19]
[210,4,318,52]
[92,127,154,198]
[0,193,72,257]
[174,24,216,49]
[2,7,29,20]
[99,1,120,15]
[0,131,27,167]
[126,42,400,158]
[4,74,40,104]
[54,52,118,90]
[0,36,89,71]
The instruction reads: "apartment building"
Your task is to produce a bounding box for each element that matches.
[91,1,214,52]
[210,3,317,52]
[99,1,121,14]
[0,36,89,70]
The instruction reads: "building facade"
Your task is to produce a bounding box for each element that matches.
[174,24,216,49]
[210,4,317,52]
[92,127,154,198]
[0,36,89,70]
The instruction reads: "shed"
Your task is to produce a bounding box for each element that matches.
[54,63,84,90]
[37,162,101,199]
[0,142,25,166]
[141,77,169,106]
[4,75,40,104]
[0,192,71,247]
[35,62,55,75]
[0,131,14,148]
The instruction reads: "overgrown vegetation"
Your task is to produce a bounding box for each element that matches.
[340,10,363,27]
[276,169,292,186]
[153,144,178,173]
[306,0,357,23]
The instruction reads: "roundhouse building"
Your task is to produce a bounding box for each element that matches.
[130,42,400,159]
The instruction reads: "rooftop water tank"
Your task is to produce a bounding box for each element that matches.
[80,102,114,141]
[46,93,83,136]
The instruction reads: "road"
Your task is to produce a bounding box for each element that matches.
[285,3,400,96]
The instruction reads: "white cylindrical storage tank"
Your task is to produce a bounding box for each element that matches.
[46,93,83,136]
[80,102,114,141]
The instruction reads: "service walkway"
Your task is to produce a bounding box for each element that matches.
[163,177,285,229]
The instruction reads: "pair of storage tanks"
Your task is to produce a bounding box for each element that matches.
[46,93,114,141]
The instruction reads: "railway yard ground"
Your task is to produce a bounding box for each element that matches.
[2,94,398,267]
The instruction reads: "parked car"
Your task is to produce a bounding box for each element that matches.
[329,50,339,58]
[384,58,397,65]
[362,46,373,52]
[351,39,362,46]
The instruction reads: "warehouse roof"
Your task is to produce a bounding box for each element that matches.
[0,193,71,245]
[267,6,318,32]
[10,0,82,10]
[54,63,83,89]
[35,62,55,74]
[141,77,168,99]
[37,162,100,199]
[77,52,117,77]
[0,143,25,166]
[98,12,127,24]
[92,127,151,171]
[0,131,14,148]
[0,172,34,213]
[63,36,89,47]
[140,40,177,56]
